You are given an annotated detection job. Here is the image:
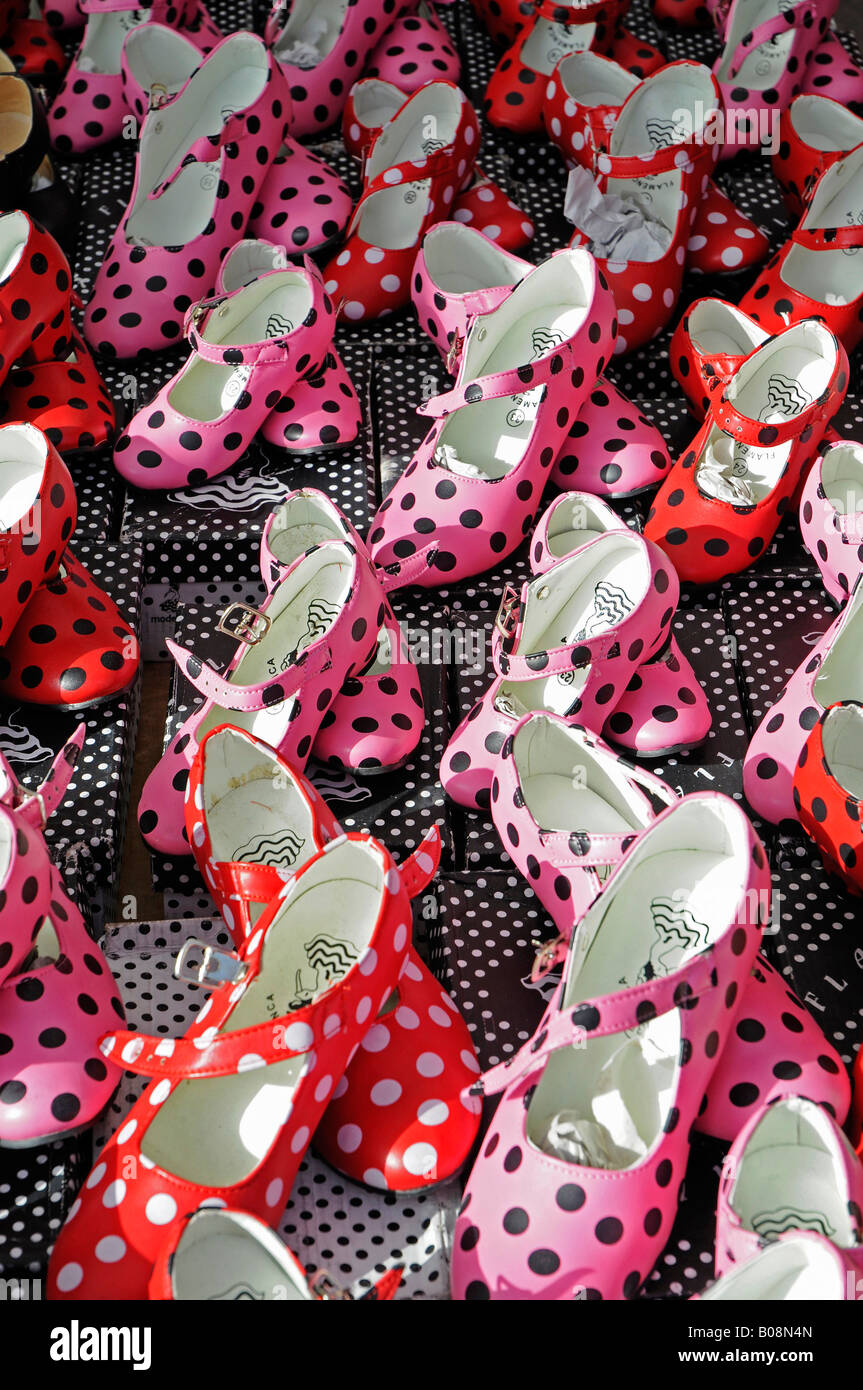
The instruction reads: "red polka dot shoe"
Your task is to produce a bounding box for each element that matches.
[137,538,383,855]
[452,791,766,1301]
[484,0,627,136]
[645,319,848,587]
[773,95,863,220]
[546,53,769,289]
[741,143,863,354]
[184,724,476,1193]
[799,440,863,605]
[0,326,116,455]
[441,526,678,810]
[342,79,533,251]
[113,258,346,489]
[0,208,75,375]
[148,1206,404,1299]
[0,727,124,1147]
[368,248,614,591]
[259,489,423,774]
[47,0,198,155]
[530,494,711,756]
[801,26,863,108]
[468,0,534,47]
[743,575,863,826]
[364,0,461,90]
[652,0,712,23]
[794,700,863,891]
[715,1096,863,1278]
[47,830,421,1301]
[606,20,664,77]
[84,32,291,360]
[712,0,836,160]
[120,23,352,259]
[322,80,479,323]
[265,0,414,139]
[3,16,67,79]
[0,420,74,652]
[669,295,767,417]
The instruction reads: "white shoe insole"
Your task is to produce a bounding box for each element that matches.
[702,1239,844,1300]
[80,6,152,76]
[520,18,596,75]
[733,1149,851,1243]
[813,583,863,709]
[521,773,636,835]
[782,171,863,304]
[274,0,349,65]
[717,0,796,92]
[173,1225,308,1301]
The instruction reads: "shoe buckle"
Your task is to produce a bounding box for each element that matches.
[445,330,464,376]
[217,602,271,645]
[149,82,169,111]
[494,584,521,643]
[309,1270,352,1300]
[16,789,47,829]
[531,936,566,983]
[175,938,248,988]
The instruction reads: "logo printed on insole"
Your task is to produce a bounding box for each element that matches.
[266,313,293,338]
[289,935,360,1007]
[645,117,688,150]
[636,896,711,984]
[750,1206,836,1241]
[295,597,341,651]
[207,1282,268,1301]
[760,373,812,420]
[531,327,563,360]
[231,827,306,869]
[572,580,633,640]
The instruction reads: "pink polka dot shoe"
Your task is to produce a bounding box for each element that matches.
[84,32,291,360]
[741,143,863,356]
[712,0,837,160]
[43,0,83,32]
[743,573,863,827]
[714,1095,863,1278]
[259,489,424,774]
[484,0,628,136]
[364,0,460,90]
[669,295,767,418]
[699,1229,863,1299]
[794,700,863,893]
[412,224,668,496]
[0,727,124,1147]
[119,21,212,127]
[645,319,848,587]
[773,95,863,221]
[440,525,678,810]
[800,26,863,109]
[265,0,414,140]
[47,830,422,1300]
[112,258,344,489]
[137,538,383,855]
[323,80,479,323]
[148,1205,404,1299]
[530,494,711,756]
[799,439,863,605]
[367,248,614,591]
[343,78,533,250]
[47,0,196,156]
[452,791,767,1301]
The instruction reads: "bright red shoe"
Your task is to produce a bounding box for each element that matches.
[773,94,863,219]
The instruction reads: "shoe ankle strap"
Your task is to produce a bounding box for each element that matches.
[707,345,846,448]
[490,581,624,680]
[535,0,621,22]
[167,627,332,713]
[792,222,863,253]
[470,947,720,1098]
[0,725,85,828]
[418,336,578,419]
[728,0,819,79]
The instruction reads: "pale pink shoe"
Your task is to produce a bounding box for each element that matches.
[137,540,382,856]
[259,488,424,773]
[441,527,679,809]
[84,33,290,360]
[368,248,615,590]
[530,493,712,757]
[452,791,767,1301]
[799,440,863,606]
[113,258,349,488]
[715,1096,863,1277]
[743,576,863,826]
[699,1230,863,1300]
[412,223,670,498]
[364,0,461,89]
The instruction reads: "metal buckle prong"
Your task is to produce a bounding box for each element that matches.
[175,938,248,988]
[494,584,520,642]
[217,602,271,645]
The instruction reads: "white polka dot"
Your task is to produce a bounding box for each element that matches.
[359,948,378,976]
[617,308,634,325]
[476,185,494,202]
[571,130,584,150]
[461,1091,482,1114]
[145,1194,177,1226]
[322,1013,341,1038]
[343,301,366,320]
[465,125,475,144]
[428,1004,452,1028]
[396,1005,419,1029]
[149,1079,171,1106]
[597,154,612,174]
[687,234,707,251]
[480,223,501,241]
[355,995,372,1024]
[337,1123,363,1153]
[121,1037,144,1064]
[333,1075,349,1099]
[402,1142,438,1178]
[736,227,756,238]
[418,1099,448,1126]
[404,959,423,983]
[86,1161,106,1189]
[550,116,561,137]
[362,1167,387,1188]
[632,283,652,302]
[417,1051,444,1077]
[324,278,338,293]
[192,822,205,847]
[102,1179,126,1209]
[453,207,471,223]
[707,211,728,224]
[284,1021,314,1051]
[56,1262,83,1291]
[290,1124,310,1154]
[265,1178,284,1208]
[336,249,351,265]
[95,1235,126,1263]
[155,1038,175,1057]
[722,245,744,267]
[361,1023,390,1052]
[193,1027,218,1051]
[460,1048,480,1073]
[385,869,401,894]
[371,1078,402,1106]
[675,245,686,265]
[314,1074,333,1102]
[236,1053,265,1072]
[663,287,675,307]
[349,122,360,141]
[393,923,407,952]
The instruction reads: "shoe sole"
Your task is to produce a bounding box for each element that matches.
[605,735,711,760]
[0,1080,120,1150]
[15,672,140,714]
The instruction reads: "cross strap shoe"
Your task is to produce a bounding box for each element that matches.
[452,791,767,1301]
[743,574,863,826]
[531,494,711,756]
[794,700,863,892]
[441,527,678,809]
[322,80,479,323]
[46,831,419,1300]
[367,247,615,589]
[715,1095,863,1276]
[0,727,124,1147]
[148,1205,404,1300]
[645,318,848,586]
[669,296,768,418]
[84,32,291,360]
[260,489,423,774]
[740,142,863,355]
[799,440,863,605]
[773,94,863,219]
[137,539,383,855]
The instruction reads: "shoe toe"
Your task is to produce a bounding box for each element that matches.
[250,144,353,256]
[138,733,193,856]
[441,700,510,811]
